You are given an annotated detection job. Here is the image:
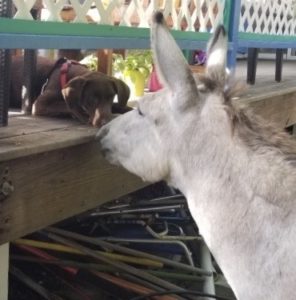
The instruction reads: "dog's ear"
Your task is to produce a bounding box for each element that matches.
[81,79,114,127]
[63,76,85,101]
[111,78,130,107]
[62,76,89,123]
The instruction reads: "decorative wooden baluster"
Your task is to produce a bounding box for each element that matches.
[0,0,12,126]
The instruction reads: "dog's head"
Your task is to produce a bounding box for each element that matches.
[62,71,131,127]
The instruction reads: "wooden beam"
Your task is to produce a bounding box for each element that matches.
[247,48,259,85]
[0,142,145,245]
[0,243,9,300]
[275,49,284,82]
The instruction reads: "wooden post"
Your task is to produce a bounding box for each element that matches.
[275,49,284,82]
[22,50,37,114]
[0,243,9,300]
[0,0,12,126]
[247,48,259,85]
[97,49,113,76]
[0,49,11,126]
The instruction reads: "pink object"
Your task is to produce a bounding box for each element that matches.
[148,65,163,92]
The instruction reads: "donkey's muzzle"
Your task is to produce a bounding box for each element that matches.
[96,126,111,158]
[96,125,108,141]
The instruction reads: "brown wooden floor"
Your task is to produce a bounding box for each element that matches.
[235,59,296,128]
[235,58,296,84]
[0,116,96,161]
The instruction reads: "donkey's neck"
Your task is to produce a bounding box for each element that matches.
[173,102,296,213]
[170,107,296,299]
[175,120,296,236]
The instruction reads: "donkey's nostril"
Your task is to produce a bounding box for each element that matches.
[101,146,111,158]
[95,127,112,158]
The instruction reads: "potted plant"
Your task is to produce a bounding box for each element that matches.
[80,54,99,71]
[113,50,153,98]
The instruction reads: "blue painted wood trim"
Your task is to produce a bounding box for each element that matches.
[227,0,241,70]
[0,32,234,51]
[238,39,296,48]
[0,33,214,50]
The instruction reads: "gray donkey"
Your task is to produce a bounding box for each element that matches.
[97,12,296,300]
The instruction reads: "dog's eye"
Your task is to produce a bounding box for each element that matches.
[137,107,144,116]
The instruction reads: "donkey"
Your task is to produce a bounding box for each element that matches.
[97,12,296,300]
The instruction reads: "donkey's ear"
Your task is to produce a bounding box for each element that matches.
[206,25,228,82]
[151,12,197,102]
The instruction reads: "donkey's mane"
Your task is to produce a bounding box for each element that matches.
[233,108,296,162]
[199,74,296,164]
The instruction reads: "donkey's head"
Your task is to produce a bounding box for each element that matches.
[96,12,230,184]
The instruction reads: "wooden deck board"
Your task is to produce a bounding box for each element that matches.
[0,116,79,138]
[230,59,296,128]
[237,79,296,128]
[0,120,96,162]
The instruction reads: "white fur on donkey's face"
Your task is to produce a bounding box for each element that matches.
[97,91,171,182]
[96,12,227,184]
[97,88,191,183]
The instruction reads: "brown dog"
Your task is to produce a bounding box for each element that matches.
[10,55,56,109]
[10,56,131,127]
[62,72,131,127]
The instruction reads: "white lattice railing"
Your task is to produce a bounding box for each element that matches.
[240,0,296,35]
[11,0,225,32]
